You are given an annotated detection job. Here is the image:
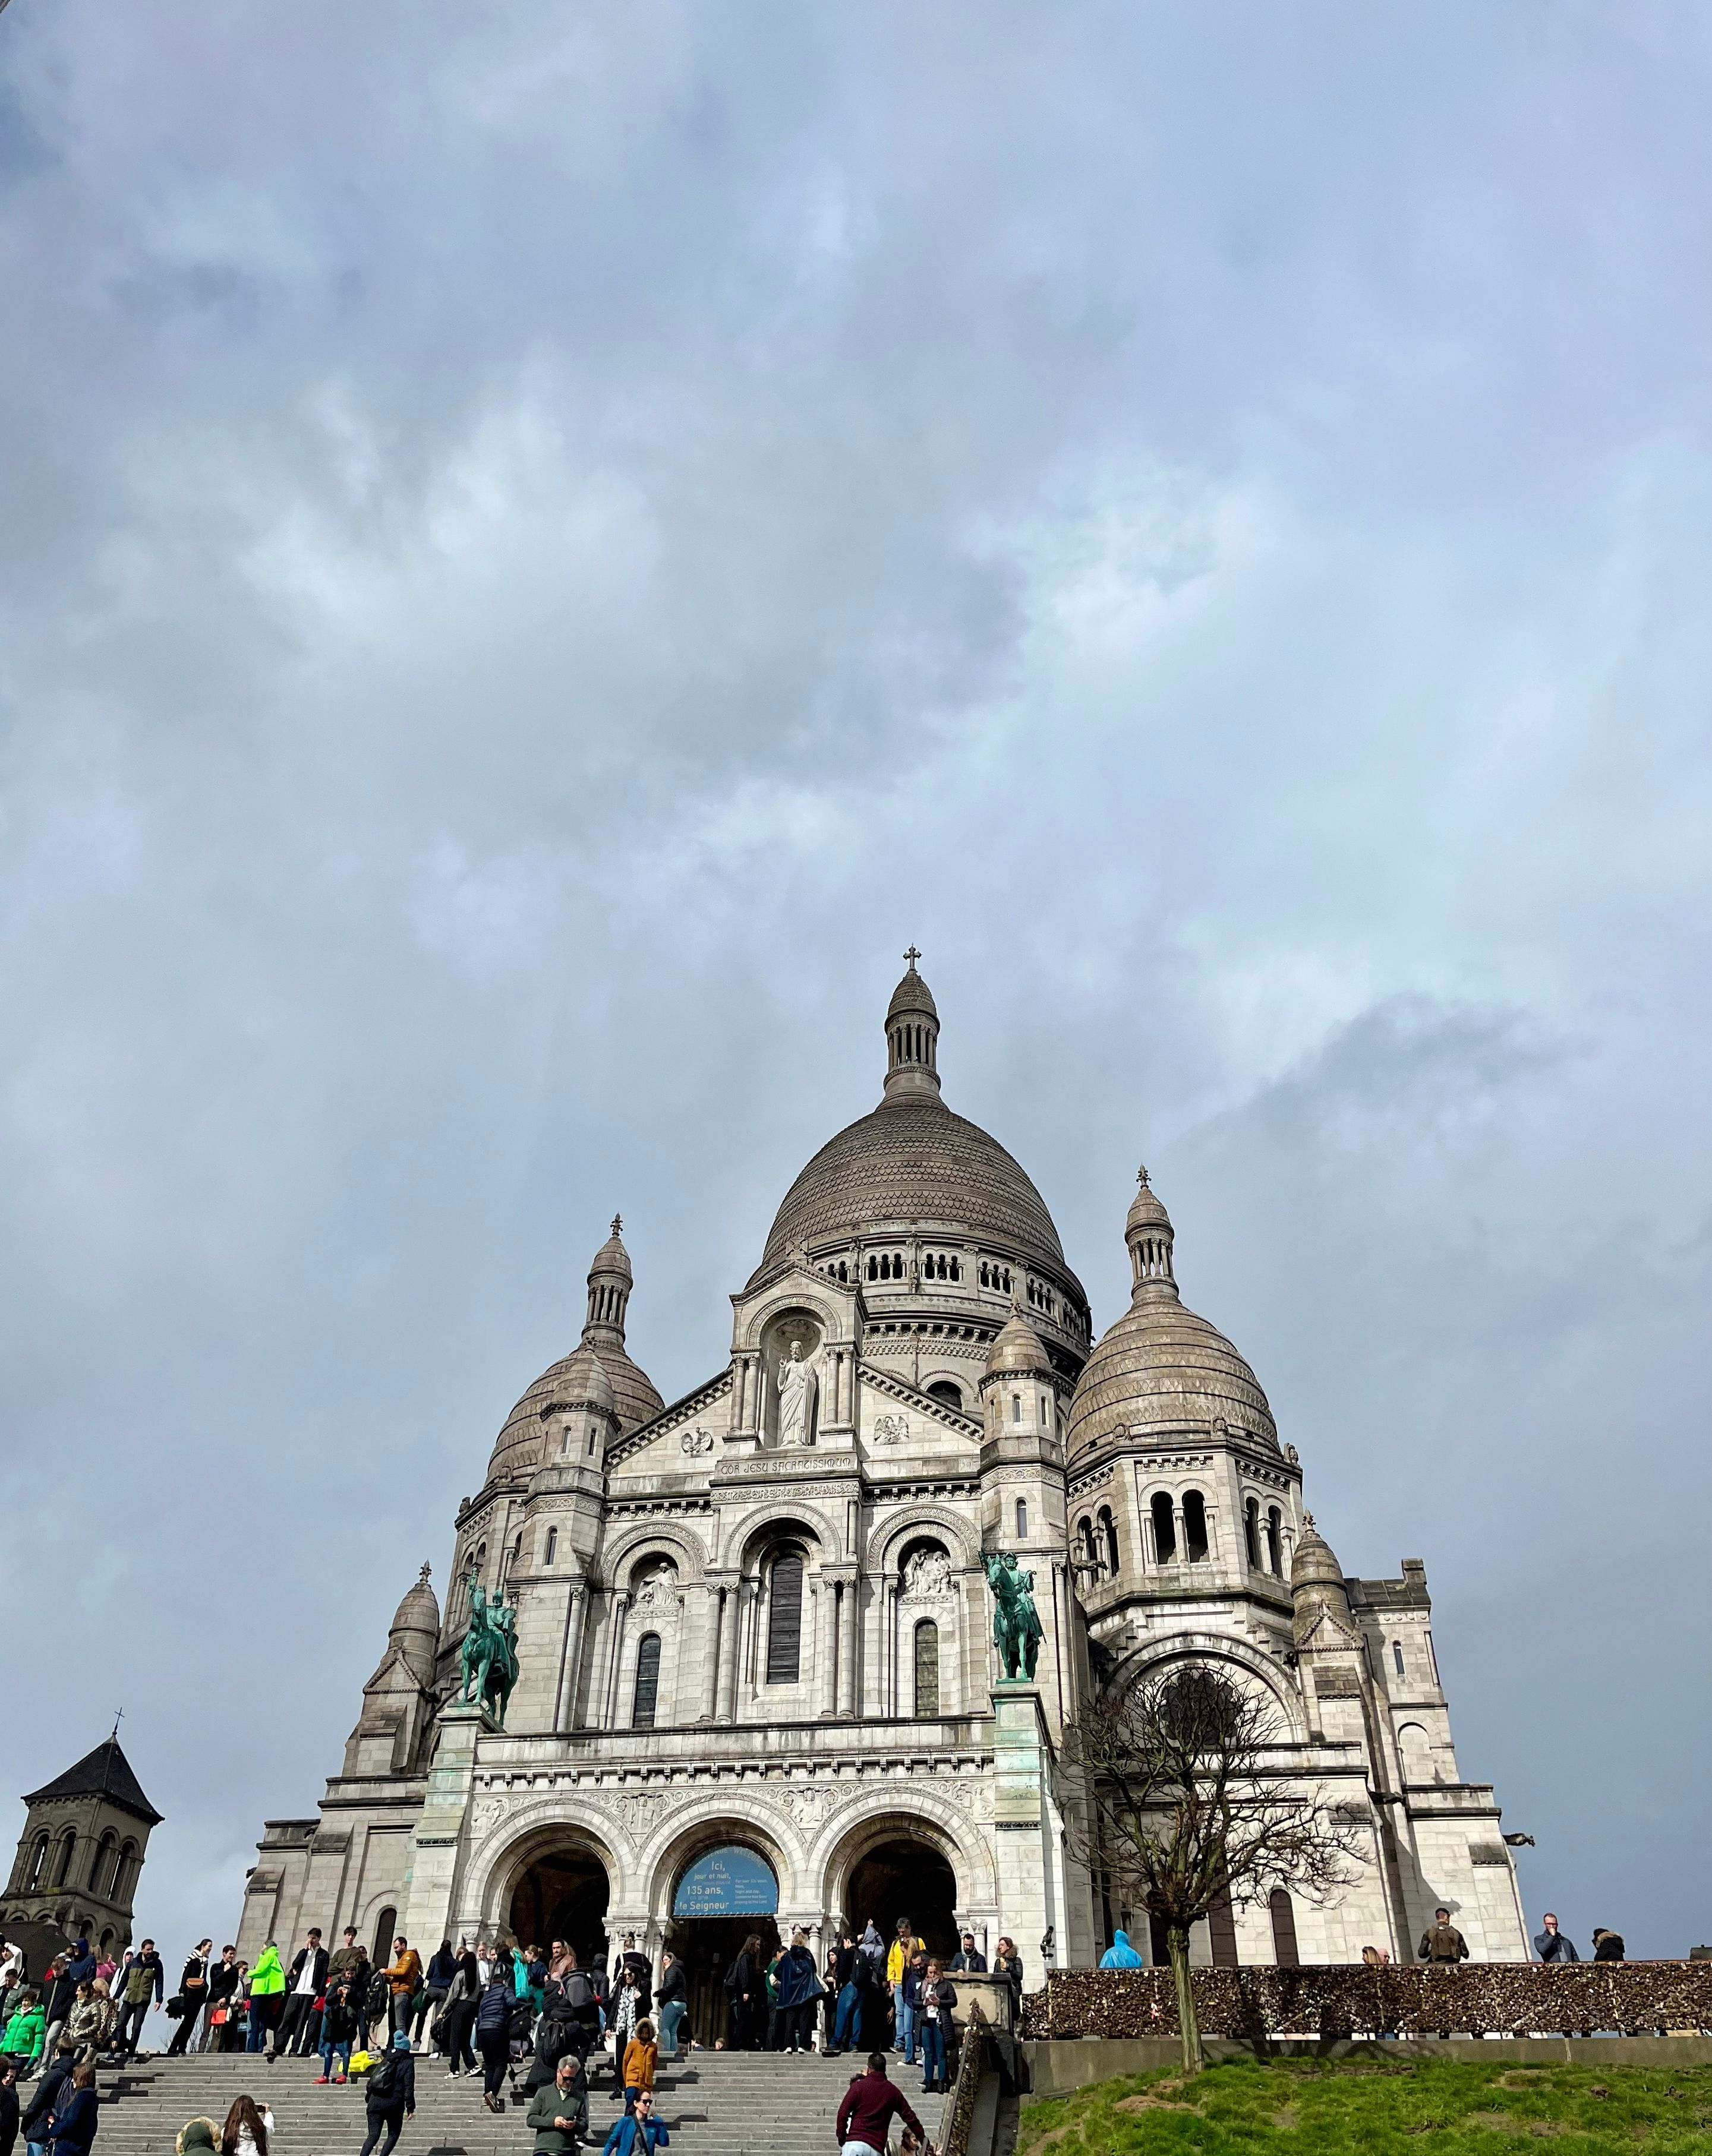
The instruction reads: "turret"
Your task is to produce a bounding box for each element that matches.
[882,947,942,1103]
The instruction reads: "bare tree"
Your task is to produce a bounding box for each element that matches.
[1063,1662,1362,2072]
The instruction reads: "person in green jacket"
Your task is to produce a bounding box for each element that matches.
[526,2054,589,2153]
[246,1945,286,2057]
[2,1991,44,2067]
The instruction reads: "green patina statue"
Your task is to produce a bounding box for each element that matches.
[458,1570,521,1726]
[983,1549,1045,1680]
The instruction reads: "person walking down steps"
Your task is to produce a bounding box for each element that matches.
[599,2087,668,2154]
[357,2030,416,2156]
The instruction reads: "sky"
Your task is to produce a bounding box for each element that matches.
[1,2,1708,1971]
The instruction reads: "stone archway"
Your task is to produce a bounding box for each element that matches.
[509,1845,611,1966]
[847,1836,959,1961]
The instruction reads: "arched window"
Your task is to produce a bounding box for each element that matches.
[1392,1640,1405,1678]
[868,1255,878,1280]
[632,1633,662,1729]
[1244,1498,1261,1570]
[1265,1507,1282,1575]
[1150,1491,1177,1564]
[1269,1888,1300,1967]
[53,1833,77,1889]
[926,1380,963,1410]
[1076,1514,1096,1570]
[544,1526,557,1566]
[26,1835,48,1890]
[116,1841,138,1900]
[1015,1498,1028,1538]
[1098,1505,1119,1575]
[950,1258,961,1281]
[1183,1489,1209,1563]
[1010,1394,1022,1424]
[371,1906,397,1966]
[913,1621,940,1718]
[90,1832,117,1895]
[766,1550,805,1684]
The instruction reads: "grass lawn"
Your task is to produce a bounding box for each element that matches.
[1016,2058,1712,2154]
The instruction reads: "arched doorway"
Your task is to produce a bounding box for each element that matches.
[509,1845,611,1968]
[663,1843,780,2052]
[846,1836,958,1961]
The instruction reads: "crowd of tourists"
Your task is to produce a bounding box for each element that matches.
[0,1915,988,2155]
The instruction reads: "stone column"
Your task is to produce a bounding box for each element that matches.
[718,1583,744,1723]
[837,1579,858,1718]
[554,1582,588,1733]
[819,1579,840,1718]
[992,1680,1053,1968]
[699,1586,724,1722]
[399,1700,488,1953]
[603,1592,632,1729]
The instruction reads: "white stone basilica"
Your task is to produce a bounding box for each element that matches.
[238,959,1526,2017]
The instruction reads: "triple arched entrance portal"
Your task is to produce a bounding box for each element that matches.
[504,1821,961,2050]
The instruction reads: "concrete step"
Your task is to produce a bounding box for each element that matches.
[70,2050,950,2155]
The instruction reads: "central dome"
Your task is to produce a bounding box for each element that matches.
[758,1096,1067,1276]
[753,955,1070,1286]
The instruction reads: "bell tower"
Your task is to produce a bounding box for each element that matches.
[7,1730,162,1955]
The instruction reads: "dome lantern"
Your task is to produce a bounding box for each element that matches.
[584,1216,635,1344]
[882,947,942,1103]
[1126,1166,1177,1299]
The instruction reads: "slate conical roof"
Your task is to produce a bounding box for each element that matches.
[24,1737,162,1826]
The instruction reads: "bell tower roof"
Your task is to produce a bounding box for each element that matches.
[24,1736,162,1827]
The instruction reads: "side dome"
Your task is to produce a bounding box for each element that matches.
[1068,1169,1278,1456]
[486,1220,664,1481]
[387,1563,440,1685]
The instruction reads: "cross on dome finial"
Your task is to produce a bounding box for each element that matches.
[611,1214,623,1237]
[1137,1164,1150,1188]
[418,1560,431,1585]
[904,944,921,970]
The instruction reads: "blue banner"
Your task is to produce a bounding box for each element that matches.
[671,1844,779,1917]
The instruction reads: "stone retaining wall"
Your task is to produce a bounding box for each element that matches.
[1022,1964,1712,2041]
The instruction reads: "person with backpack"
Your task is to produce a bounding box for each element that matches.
[357,2029,415,2156]
[42,2062,98,2156]
[20,2043,75,2154]
[474,1964,514,2113]
[598,2086,668,2154]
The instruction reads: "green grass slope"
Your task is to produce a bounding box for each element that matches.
[1017,2059,1712,2155]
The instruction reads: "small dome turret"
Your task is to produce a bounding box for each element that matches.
[985,1304,1053,1380]
[1290,1513,1355,1647]
[387,1561,440,1684]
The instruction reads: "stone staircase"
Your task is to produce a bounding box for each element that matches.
[79,2047,951,2156]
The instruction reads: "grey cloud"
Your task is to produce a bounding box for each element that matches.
[1,0,1707,1959]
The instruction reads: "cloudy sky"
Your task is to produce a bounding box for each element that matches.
[2,2,1708,1967]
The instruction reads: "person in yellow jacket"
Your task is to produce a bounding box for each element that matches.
[245,1943,286,2057]
[883,1919,925,2054]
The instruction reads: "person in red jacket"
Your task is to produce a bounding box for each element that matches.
[835,2052,929,2156]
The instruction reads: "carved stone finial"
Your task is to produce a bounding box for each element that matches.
[1137,1164,1150,1188]
[611,1213,623,1238]
[418,1560,432,1586]
[903,944,921,970]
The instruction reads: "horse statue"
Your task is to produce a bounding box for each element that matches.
[458,1570,521,1727]
[982,1550,1045,1680]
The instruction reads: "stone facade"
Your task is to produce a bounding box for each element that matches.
[237,959,1527,1981]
